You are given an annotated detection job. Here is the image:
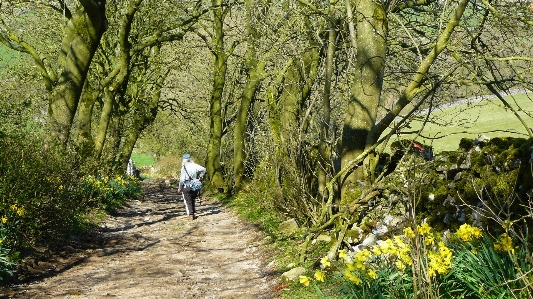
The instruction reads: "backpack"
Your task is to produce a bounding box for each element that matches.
[188,179,203,192]
[183,165,203,191]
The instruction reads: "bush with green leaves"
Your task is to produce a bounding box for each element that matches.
[0,132,141,280]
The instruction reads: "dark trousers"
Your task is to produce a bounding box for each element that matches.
[182,188,198,215]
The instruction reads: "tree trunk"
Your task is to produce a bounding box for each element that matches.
[206,0,227,190]
[318,2,337,201]
[93,0,144,159]
[233,0,268,191]
[117,69,163,173]
[94,90,115,159]
[340,0,387,201]
[73,84,97,157]
[47,1,107,146]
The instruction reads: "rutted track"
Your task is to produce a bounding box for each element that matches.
[2,180,278,299]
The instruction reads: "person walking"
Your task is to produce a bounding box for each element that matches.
[177,153,206,220]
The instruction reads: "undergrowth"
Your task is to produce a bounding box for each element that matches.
[0,133,141,281]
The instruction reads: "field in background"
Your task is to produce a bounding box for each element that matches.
[131,152,156,167]
[390,92,533,153]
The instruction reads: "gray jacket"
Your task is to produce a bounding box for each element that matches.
[179,161,206,189]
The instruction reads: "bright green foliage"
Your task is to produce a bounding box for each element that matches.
[445,234,530,298]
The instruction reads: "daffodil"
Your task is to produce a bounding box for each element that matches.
[314,270,325,282]
[427,244,453,277]
[417,223,431,236]
[395,260,406,271]
[368,269,378,279]
[320,256,331,268]
[346,262,356,271]
[1,217,6,223]
[496,233,514,253]
[338,249,347,260]
[343,269,362,285]
[403,227,416,239]
[299,275,310,286]
[456,223,483,242]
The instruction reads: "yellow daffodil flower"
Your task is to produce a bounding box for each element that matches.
[417,223,431,236]
[343,269,362,285]
[299,275,310,286]
[338,249,347,260]
[320,256,331,268]
[314,270,325,282]
[403,227,415,239]
[368,269,378,279]
[456,224,483,242]
[395,260,406,271]
[346,262,356,271]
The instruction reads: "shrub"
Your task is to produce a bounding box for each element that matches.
[0,132,141,280]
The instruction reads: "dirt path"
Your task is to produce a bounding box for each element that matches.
[2,180,279,299]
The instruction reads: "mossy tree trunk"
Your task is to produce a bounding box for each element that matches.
[73,84,98,157]
[232,0,271,191]
[0,1,108,148]
[46,1,107,147]
[116,46,164,173]
[93,0,143,159]
[318,1,338,202]
[203,0,233,190]
[269,46,319,208]
[340,0,388,202]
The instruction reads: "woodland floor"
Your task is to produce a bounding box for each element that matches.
[1,179,280,299]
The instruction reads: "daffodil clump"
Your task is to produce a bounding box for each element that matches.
[82,175,141,210]
[299,222,490,289]
[493,233,514,253]
[455,223,483,242]
[0,204,25,278]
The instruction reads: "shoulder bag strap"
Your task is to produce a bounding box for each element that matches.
[183,165,193,181]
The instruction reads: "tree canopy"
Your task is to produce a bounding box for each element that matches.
[1,0,532,251]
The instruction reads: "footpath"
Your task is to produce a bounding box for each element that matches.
[1,180,279,299]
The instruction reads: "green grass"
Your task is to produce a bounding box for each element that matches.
[130,152,156,167]
[0,45,23,66]
[389,92,533,153]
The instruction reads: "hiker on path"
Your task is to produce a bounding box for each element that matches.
[178,153,206,220]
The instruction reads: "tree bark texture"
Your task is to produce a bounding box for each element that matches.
[206,0,227,190]
[233,0,269,191]
[341,0,387,201]
[48,1,107,146]
[318,2,338,201]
